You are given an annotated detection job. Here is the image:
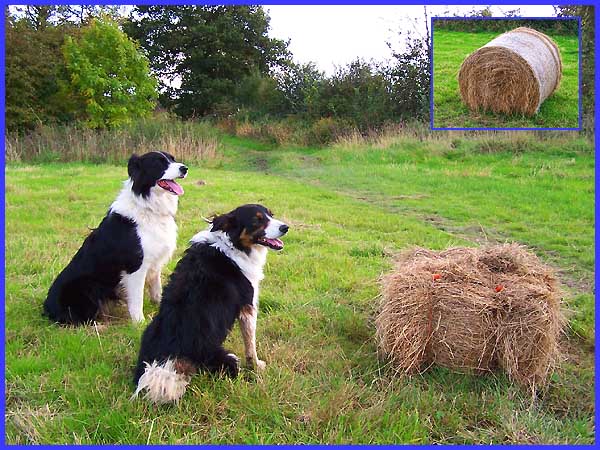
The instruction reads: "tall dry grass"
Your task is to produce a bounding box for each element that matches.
[5,116,220,164]
[5,116,593,164]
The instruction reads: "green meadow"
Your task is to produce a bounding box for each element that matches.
[4,131,594,443]
[433,29,580,128]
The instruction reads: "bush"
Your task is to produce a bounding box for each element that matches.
[308,117,354,146]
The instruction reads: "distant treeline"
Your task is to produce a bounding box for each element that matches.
[433,18,579,35]
[5,5,430,134]
[4,5,594,135]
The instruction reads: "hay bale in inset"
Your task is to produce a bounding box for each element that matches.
[376,244,564,389]
[458,27,562,116]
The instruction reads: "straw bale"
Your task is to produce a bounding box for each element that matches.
[376,244,564,389]
[457,27,562,116]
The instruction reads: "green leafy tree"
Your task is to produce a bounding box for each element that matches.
[5,9,77,131]
[63,17,157,128]
[273,62,325,116]
[123,5,290,118]
[386,30,431,121]
[235,70,288,118]
[313,59,394,131]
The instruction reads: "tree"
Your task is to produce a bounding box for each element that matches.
[10,4,125,27]
[386,14,431,121]
[235,70,288,118]
[273,62,325,116]
[62,17,158,128]
[124,5,290,118]
[4,10,77,131]
[313,59,393,130]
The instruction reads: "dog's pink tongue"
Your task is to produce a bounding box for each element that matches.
[266,238,283,249]
[166,180,184,195]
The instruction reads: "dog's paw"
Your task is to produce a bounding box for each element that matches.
[223,353,240,378]
[255,359,266,371]
[149,287,162,304]
[130,314,145,324]
[247,357,266,371]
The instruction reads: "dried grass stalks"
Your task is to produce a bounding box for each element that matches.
[458,27,562,116]
[376,243,565,389]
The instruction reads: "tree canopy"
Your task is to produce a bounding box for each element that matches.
[5,9,76,131]
[63,18,157,128]
[123,5,290,118]
[5,8,157,131]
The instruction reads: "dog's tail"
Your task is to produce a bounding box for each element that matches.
[130,359,192,404]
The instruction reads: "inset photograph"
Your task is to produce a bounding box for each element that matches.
[432,17,580,129]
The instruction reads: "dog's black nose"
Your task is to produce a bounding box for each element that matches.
[279,224,289,234]
[180,166,188,175]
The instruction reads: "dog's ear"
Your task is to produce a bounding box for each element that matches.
[211,212,237,232]
[127,154,141,179]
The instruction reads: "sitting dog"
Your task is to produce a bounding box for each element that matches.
[132,204,289,403]
[43,151,188,325]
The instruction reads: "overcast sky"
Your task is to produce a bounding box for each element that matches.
[266,4,557,75]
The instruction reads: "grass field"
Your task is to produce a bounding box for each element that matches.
[432,29,580,129]
[4,132,594,443]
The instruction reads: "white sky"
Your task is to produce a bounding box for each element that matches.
[266,4,557,75]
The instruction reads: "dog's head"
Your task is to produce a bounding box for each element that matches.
[127,151,188,198]
[211,204,289,254]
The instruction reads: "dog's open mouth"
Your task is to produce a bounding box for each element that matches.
[157,179,184,196]
[257,237,284,251]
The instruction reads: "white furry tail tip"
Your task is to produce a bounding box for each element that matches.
[130,360,190,404]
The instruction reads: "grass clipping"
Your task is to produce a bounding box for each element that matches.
[458,27,562,116]
[376,244,565,390]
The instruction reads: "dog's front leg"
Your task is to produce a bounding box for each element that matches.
[122,268,148,323]
[146,268,162,304]
[239,304,266,370]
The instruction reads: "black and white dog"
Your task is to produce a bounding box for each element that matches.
[132,204,289,404]
[43,151,188,325]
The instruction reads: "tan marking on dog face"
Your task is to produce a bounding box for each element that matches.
[239,229,254,249]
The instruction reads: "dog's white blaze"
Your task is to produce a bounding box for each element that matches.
[131,360,190,404]
[264,215,287,239]
[161,162,187,181]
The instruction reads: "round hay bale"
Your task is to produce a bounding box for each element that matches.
[458,27,562,116]
[376,244,565,389]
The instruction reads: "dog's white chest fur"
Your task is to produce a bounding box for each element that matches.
[111,180,178,269]
[136,216,177,267]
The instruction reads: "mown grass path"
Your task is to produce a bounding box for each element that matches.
[5,138,594,443]
[433,30,580,128]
